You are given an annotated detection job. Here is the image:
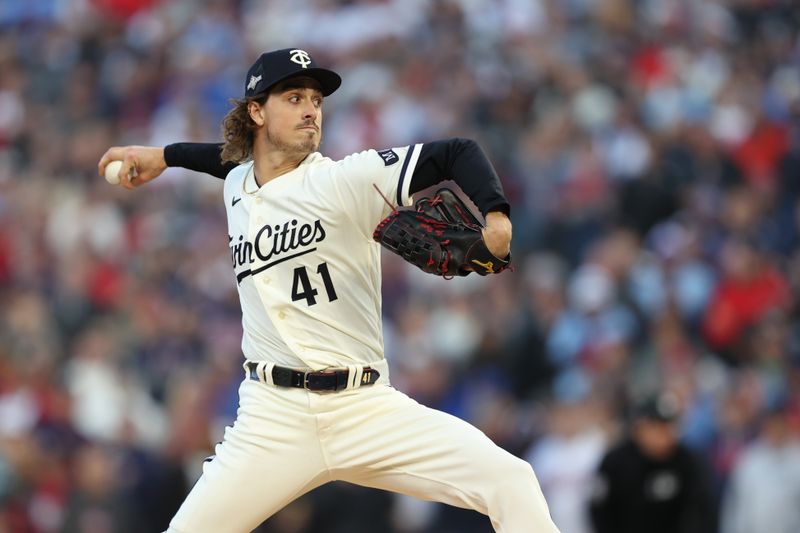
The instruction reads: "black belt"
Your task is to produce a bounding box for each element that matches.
[245,361,380,392]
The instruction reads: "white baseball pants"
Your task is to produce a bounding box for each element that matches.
[167,364,559,533]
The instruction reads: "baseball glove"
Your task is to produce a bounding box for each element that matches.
[373,188,511,278]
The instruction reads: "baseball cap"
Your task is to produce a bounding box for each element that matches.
[244,48,341,98]
[633,392,681,423]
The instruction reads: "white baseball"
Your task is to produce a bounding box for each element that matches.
[104,160,124,185]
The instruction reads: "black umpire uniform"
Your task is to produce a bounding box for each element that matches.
[589,394,715,533]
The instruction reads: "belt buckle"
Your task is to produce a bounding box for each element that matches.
[305,369,346,392]
[286,368,323,390]
[304,370,322,391]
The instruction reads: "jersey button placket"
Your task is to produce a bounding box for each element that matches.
[246,197,266,277]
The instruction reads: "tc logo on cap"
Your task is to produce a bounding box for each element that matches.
[289,49,311,68]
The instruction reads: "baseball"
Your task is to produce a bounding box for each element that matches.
[104,160,124,185]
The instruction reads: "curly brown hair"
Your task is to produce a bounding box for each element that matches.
[220,95,267,164]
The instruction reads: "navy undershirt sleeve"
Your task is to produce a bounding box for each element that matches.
[164,142,234,180]
[164,138,510,217]
[409,138,510,216]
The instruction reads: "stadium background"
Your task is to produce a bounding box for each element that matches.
[0,0,799,531]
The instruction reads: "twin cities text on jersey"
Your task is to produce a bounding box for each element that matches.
[229,218,327,283]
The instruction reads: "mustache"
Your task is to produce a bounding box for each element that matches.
[297,121,318,131]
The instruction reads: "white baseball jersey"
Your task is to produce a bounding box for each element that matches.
[223,144,422,369]
[169,141,560,533]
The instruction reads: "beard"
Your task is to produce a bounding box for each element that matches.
[265,124,321,158]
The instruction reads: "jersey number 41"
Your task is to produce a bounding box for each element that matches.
[291,262,338,306]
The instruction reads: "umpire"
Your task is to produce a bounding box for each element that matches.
[588,392,715,533]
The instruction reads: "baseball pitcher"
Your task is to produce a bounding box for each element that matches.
[99,48,559,533]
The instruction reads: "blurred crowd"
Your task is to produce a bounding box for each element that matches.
[1,0,799,532]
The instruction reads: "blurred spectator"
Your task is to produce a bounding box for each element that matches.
[702,236,791,364]
[720,403,800,533]
[59,444,138,533]
[589,392,715,533]
[546,261,638,383]
[525,389,609,533]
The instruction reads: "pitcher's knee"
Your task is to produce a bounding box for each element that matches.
[490,457,541,502]
[512,457,538,487]
[482,457,557,531]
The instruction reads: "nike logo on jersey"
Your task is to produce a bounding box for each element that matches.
[231,196,241,207]
[229,219,327,283]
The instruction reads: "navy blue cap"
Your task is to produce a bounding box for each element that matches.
[634,392,681,423]
[244,48,341,98]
